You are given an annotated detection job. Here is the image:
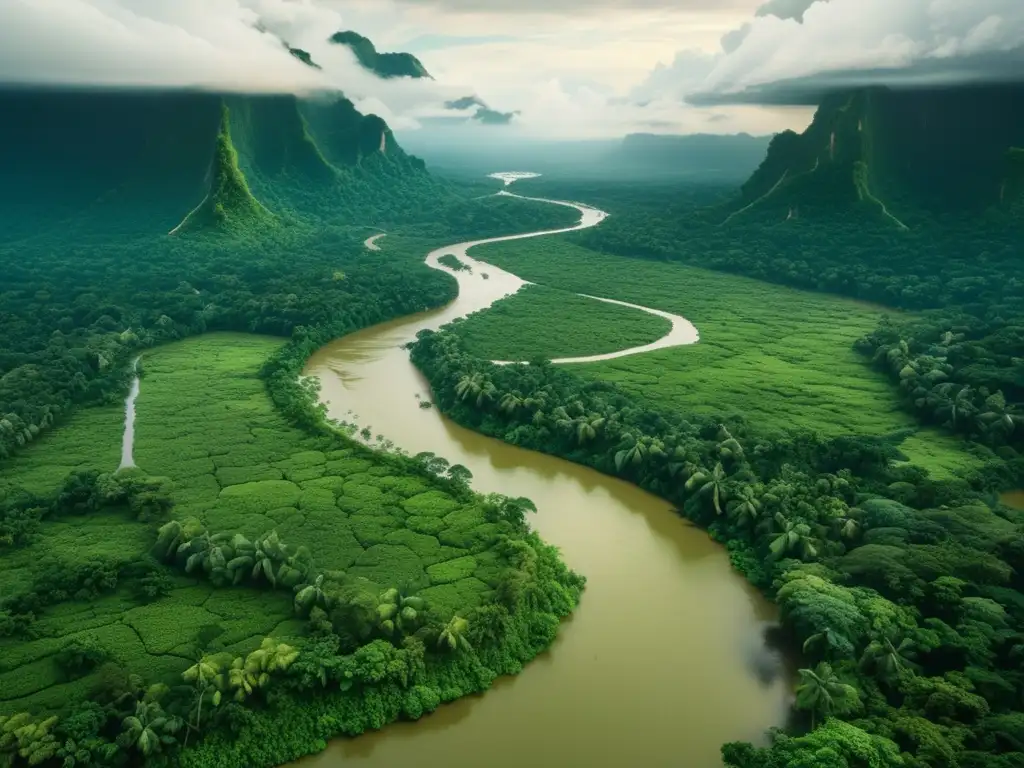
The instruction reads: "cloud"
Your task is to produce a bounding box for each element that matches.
[693,0,1024,104]
[754,0,820,22]
[0,0,332,91]
[0,0,816,139]
[385,0,757,13]
[0,0,482,133]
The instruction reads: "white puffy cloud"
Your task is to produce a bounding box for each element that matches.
[0,0,330,91]
[693,0,1024,103]
[0,0,818,137]
[0,0,477,131]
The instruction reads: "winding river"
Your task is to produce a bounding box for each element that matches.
[296,179,792,766]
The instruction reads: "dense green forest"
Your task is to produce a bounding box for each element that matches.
[0,73,585,766]
[0,87,577,466]
[517,164,1024,457]
[411,302,1024,768]
[406,85,1024,768]
[4,72,1024,768]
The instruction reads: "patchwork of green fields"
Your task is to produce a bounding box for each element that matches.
[465,238,915,438]
[0,333,511,714]
[455,284,670,361]
[0,405,123,495]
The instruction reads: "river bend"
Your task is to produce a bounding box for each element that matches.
[298,181,791,767]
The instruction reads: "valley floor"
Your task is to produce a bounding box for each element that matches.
[0,333,533,718]
[457,238,988,479]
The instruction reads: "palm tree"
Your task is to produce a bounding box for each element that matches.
[615,434,648,471]
[834,515,861,541]
[180,532,212,575]
[120,701,182,756]
[246,637,300,675]
[686,462,728,515]
[277,545,314,589]
[573,414,606,445]
[935,384,975,429]
[153,520,185,561]
[523,390,548,412]
[295,574,329,617]
[455,373,484,402]
[801,627,853,661]
[182,655,221,742]
[222,640,296,704]
[499,392,523,414]
[224,656,262,702]
[475,381,497,408]
[716,426,745,462]
[859,634,917,685]
[455,373,496,407]
[251,530,289,587]
[376,588,426,637]
[726,484,761,527]
[768,514,818,560]
[794,662,859,729]
[225,534,255,585]
[614,435,664,472]
[438,616,472,653]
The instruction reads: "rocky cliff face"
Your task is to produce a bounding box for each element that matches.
[730,84,1024,223]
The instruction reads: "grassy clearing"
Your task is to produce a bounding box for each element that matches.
[465,238,914,437]
[0,405,123,495]
[0,333,515,714]
[455,284,670,361]
[894,429,989,481]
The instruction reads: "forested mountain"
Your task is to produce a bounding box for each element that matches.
[0,30,583,465]
[0,84,433,239]
[725,84,1024,224]
[613,132,770,179]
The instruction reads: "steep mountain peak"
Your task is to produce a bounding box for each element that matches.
[330,30,431,79]
[169,104,274,236]
[725,84,1024,226]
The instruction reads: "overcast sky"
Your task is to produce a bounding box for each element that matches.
[1,0,1021,139]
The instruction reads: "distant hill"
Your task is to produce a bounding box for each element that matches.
[329,30,431,79]
[723,84,1024,226]
[397,130,770,181]
[611,133,771,179]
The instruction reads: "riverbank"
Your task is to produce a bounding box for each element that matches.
[405,194,1024,766]
[300,185,789,767]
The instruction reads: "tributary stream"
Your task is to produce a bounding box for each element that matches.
[297,184,791,767]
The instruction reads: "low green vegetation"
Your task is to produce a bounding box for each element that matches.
[0,195,577,466]
[0,334,582,766]
[453,284,670,362]
[411,169,1023,767]
[524,173,1023,455]
[412,316,1024,768]
[437,253,471,272]
[465,238,913,438]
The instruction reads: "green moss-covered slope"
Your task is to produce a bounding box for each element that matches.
[225,95,336,182]
[169,105,274,236]
[728,84,1024,223]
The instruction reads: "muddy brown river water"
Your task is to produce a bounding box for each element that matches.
[295,191,791,767]
[1002,491,1024,510]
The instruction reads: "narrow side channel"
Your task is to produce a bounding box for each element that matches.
[118,357,141,471]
